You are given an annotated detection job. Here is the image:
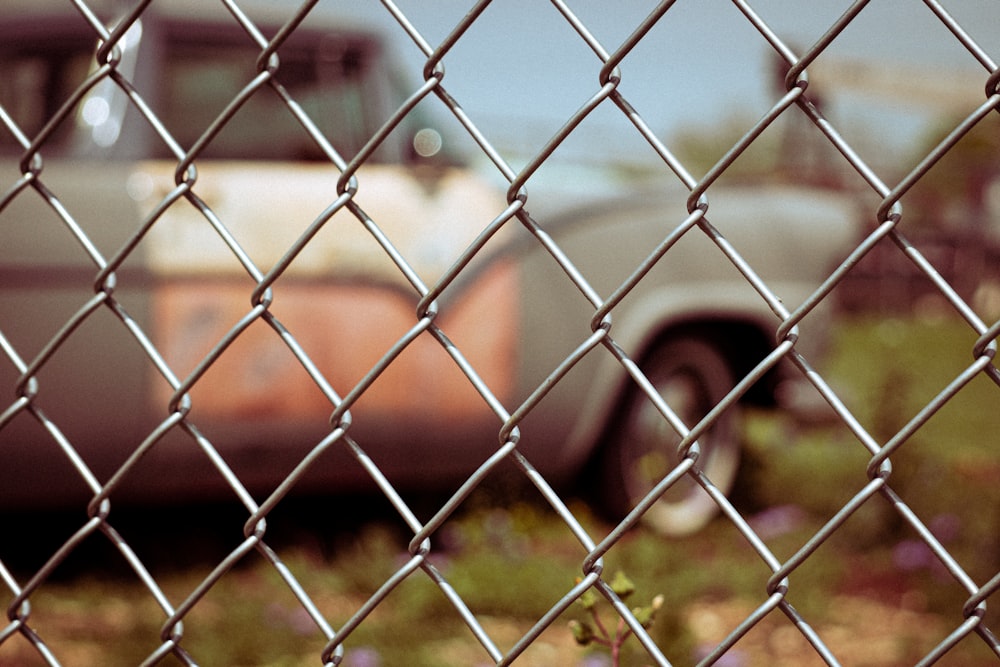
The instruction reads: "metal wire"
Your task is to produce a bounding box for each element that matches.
[1,1,999,665]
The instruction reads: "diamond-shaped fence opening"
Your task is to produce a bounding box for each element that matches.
[2,1,1000,665]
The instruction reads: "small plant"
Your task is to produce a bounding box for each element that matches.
[568,571,664,666]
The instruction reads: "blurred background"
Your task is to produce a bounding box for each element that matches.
[3,1,1000,666]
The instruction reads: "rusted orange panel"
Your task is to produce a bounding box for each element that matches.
[151,261,518,426]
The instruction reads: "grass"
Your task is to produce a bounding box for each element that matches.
[3,314,1000,666]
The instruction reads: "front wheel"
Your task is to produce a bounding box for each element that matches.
[600,337,741,536]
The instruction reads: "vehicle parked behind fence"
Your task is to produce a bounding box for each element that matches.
[0,0,859,535]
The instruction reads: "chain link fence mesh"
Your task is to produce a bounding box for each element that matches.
[2,0,1000,665]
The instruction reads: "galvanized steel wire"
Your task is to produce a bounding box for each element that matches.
[2,0,1000,665]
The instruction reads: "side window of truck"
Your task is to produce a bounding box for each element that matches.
[0,23,382,164]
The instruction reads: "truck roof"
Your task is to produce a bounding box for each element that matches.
[1,0,372,35]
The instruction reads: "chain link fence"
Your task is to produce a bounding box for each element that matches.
[2,0,1000,665]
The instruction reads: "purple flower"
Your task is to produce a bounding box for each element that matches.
[694,643,748,666]
[929,514,960,543]
[893,539,933,571]
[748,505,806,539]
[345,646,381,667]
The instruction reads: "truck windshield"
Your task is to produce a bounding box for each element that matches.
[155,31,376,162]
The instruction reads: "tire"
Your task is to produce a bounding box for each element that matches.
[600,336,741,536]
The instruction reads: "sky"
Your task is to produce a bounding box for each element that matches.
[17,0,998,172]
[298,0,1000,174]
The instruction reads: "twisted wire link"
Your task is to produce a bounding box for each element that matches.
[476,3,839,658]
[2,0,1000,665]
[0,1,410,663]
[773,16,1000,667]
[0,5,196,661]
[531,0,1000,663]
[717,3,1000,662]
